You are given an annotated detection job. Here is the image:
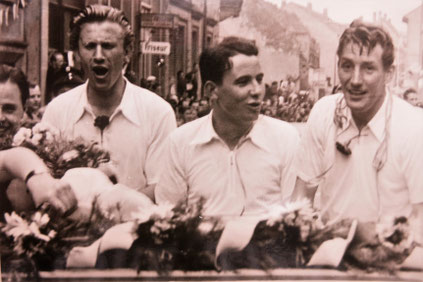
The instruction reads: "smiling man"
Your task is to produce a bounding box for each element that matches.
[155,37,299,216]
[292,20,423,242]
[42,5,176,199]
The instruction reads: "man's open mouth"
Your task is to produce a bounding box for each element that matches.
[92,66,109,77]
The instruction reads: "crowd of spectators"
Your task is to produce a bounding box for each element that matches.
[40,52,423,128]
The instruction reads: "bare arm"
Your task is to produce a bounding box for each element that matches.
[0,147,76,214]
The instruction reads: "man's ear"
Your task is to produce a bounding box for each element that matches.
[124,42,134,66]
[203,81,218,105]
[385,65,395,84]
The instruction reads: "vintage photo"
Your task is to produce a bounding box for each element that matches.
[0,0,422,280]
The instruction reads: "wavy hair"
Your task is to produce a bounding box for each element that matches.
[337,19,394,70]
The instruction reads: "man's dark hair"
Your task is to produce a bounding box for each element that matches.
[337,19,394,70]
[70,4,134,51]
[199,36,258,86]
[403,88,417,100]
[49,51,64,65]
[0,64,29,106]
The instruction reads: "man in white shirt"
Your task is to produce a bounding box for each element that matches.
[42,5,176,199]
[156,37,299,216]
[292,20,423,242]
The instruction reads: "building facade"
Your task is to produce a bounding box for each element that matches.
[0,0,220,103]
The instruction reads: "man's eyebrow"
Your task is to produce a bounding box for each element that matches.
[234,75,252,83]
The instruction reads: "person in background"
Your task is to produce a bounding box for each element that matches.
[403,88,419,107]
[156,37,299,216]
[42,5,176,200]
[51,67,85,99]
[45,51,66,104]
[292,20,423,244]
[0,64,76,217]
[23,83,43,125]
[176,70,186,99]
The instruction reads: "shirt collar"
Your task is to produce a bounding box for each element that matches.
[367,89,389,142]
[71,81,90,124]
[190,112,219,145]
[71,78,141,127]
[115,78,142,126]
[190,112,269,151]
[338,89,389,142]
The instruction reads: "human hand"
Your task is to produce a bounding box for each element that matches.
[27,173,77,215]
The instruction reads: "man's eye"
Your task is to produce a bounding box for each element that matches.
[341,63,352,70]
[256,75,264,84]
[102,43,114,50]
[236,77,251,86]
[2,105,16,113]
[364,65,375,72]
[83,43,96,50]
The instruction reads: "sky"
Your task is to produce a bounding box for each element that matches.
[264,0,422,33]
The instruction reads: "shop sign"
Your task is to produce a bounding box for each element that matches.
[141,13,174,29]
[141,41,171,55]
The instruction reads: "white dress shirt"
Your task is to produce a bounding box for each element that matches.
[42,79,177,192]
[296,91,423,223]
[156,113,300,217]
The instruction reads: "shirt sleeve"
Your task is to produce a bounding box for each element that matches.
[155,133,188,206]
[280,125,300,201]
[41,100,60,129]
[294,98,331,188]
[144,105,177,186]
[402,110,423,204]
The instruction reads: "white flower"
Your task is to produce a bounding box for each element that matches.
[44,131,55,143]
[61,150,80,162]
[47,230,57,239]
[31,212,50,228]
[2,212,31,239]
[198,220,215,234]
[12,127,32,146]
[30,133,44,146]
[28,222,51,242]
[266,199,311,226]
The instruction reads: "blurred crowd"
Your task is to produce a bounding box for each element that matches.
[28,51,421,129]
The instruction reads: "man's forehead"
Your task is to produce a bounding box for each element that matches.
[80,21,124,35]
[226,54,261,75]
[30,85,41,95]
[340,42,383,58]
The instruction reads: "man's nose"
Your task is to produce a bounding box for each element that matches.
[351,67,362,86]
[251,80,262,96]
[94,45,105,61]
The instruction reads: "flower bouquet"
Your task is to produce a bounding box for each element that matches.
[343,216,416,273]
[12,123,110,178]
[0,200,119,278]
[128,199,224,274]
[215,200,353,270]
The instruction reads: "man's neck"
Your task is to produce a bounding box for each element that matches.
[212,111,254,150]
[87,78,126,117]
[351,94,386,131]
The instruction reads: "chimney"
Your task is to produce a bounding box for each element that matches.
[282,1,286,8]
[307,2,312,10]
[373,12,376,22]
[323,8,327,17]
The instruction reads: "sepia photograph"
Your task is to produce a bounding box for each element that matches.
[0,0,422,281]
